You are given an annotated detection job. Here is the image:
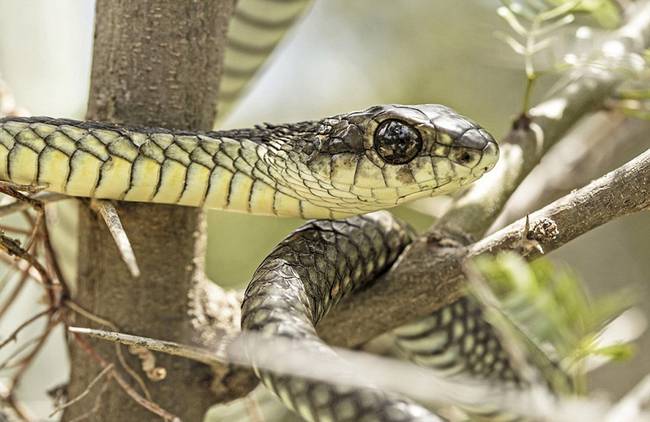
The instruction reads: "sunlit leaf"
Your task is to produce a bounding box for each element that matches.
[591,343,635,361]
[471,252,635,388]
[545,0,622,28]
[617,89,650,101]
[498,6,529,36]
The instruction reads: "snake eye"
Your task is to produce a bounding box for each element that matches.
[373,119,423,165]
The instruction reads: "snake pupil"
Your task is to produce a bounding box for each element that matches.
[373,119,422,164]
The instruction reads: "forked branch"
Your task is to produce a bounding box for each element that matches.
[320,1,650,346]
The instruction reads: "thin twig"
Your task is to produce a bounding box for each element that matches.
[0,335,46,372]
[0,232,51,289]
[68,326,225,366]
[0,308,51,350]
[10,314,59,388]
[0,192,68,218]
[91,200,140,278]
[66,378,111,422]
[471,148,650,258]
[71,333,180,422]
[0,268,31,320]
[22,209,43,253]
[492,112,649,229]
[40,212,68,297]
[65,300,118,330]
[49,364,114,417]
[2,392,33,422]
[0,255,42,284]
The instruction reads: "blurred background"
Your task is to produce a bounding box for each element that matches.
[0,0,647,420]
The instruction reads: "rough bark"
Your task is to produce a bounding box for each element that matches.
[62,2,256,422]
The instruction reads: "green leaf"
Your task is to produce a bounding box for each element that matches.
[617,89,650,101]
[471,252,635,386]
[545,0,622,28]
[591,343,635,361]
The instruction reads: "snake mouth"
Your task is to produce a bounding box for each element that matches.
[393,177,459,205]
[471,141,499,177]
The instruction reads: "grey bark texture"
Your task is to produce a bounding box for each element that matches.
[63,2,258,422]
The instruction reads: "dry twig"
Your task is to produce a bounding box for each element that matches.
[71,333,180,422]
[68,326,224,367]
[49,364,114,418]
[90,200,140,278]
[0,308,51,350]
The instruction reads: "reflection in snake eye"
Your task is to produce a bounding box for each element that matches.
[373,119,423,165]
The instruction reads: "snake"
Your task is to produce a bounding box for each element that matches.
[217,0,313,121]
[0,104,537,421]
[0,2,551,420]
[0,105,497,219]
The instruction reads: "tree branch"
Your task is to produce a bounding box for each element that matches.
[63,3,257,422]
[472,148,650,258]
[490,112,650,230]
[320,1,650,347]
[69,326,223,368]
[322,146,650,348]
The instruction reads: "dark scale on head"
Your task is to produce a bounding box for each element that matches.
[373,119,423,164]
[322,122,365,155]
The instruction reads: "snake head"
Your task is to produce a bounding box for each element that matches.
[344,103,498,181]
[271,104,499,217]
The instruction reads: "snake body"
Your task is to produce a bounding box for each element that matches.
[242,213,441,421]
[243,212,530,421]
[218,0,312,120]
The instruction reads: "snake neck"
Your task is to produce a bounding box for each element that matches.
[208,116,386,219]
[215,119,326,155]
[0,116,350,218]
[208,119,349,218]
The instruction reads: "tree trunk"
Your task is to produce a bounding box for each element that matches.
[63,2,256,421]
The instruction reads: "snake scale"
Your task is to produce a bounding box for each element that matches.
[0,2,552,421]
